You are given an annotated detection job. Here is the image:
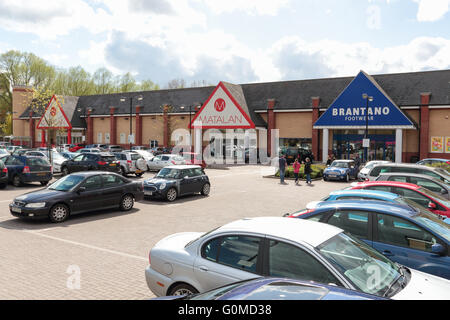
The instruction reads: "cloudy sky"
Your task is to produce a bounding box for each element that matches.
[0,0,449,86]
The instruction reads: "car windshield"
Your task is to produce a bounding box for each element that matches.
[48,175,85,192]
[156,168,181,179]
[418,187,450,208]
[317,232,404,297]
[52,152,66,161]
[331,161,349,168]
[434,168,450,182]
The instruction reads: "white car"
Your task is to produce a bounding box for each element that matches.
[113,151,148,177]
[145,217,450,299]
[147,154,185,171]
[358,161,391,181]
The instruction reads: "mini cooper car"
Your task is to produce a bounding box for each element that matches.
[143,165,210,202]
[323,160,358,182]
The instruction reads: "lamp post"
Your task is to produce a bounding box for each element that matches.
[120,95,143,150]
[77,107,93,145]
[362,94,373,163]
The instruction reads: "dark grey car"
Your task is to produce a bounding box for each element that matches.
[376,172,450,200]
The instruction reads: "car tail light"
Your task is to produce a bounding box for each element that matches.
[97,161,107,165]
[22,166,30,174]
[2,168,7,173]
[127,160,132,166]
[171,160,176,164]
[289,209,315,218]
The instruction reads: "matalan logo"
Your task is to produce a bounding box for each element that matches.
[214,98,226,112]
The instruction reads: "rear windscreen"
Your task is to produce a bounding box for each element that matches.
[26,158,50,166]
[101,156,117,162]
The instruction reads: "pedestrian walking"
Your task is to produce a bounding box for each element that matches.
[326,155,332,166]
[304,157,312,185]
[293,158,301,185]
[279,154,287,184]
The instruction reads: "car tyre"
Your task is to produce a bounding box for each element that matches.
[120,194,134,211]
[135,173,144,177]
[61,167,70,176]
[168,283,198,296]
[201,183,210,196]
[49,204,70,223]
[121,166,127,177]
[166,188,178,202]
[12,175,22,187]
[40,181,49,186]
[345,174,349,182]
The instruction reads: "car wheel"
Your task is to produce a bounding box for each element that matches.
[166,188,178,202]
[40,181,49,186]
[49,204,69,223]
[323,176,328,181]
[345,174,349,182]
[0,183,6,189]
[62,167,69,176]
[135,173,144,177]
[12,175,22,187]
[120,194,134,211]
[201,183,210,196]
[168,283,198,296]
[121,167,127,177]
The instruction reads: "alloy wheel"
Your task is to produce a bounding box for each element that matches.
[50,205,69,223]
[166,188,177,202]
[121,195,134,211]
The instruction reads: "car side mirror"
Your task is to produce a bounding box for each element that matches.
[77,186,86,193]
[428,202,437,210]
[431,243,446,256]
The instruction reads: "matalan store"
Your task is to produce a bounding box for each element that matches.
[12,69,450,163]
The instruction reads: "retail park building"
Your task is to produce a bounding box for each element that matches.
[11,69,450,163]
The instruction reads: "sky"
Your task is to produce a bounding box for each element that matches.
[0,0,449,87]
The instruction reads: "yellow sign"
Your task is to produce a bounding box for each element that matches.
[431,136,444,153]
[445,137,450,153]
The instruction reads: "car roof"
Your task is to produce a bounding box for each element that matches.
[329,189,399,200]
[375,163,439,170]
[315,200,417,218]
[164,165,202,170]
[353,180,421,190]
[420,158,449,161]
[67,171,122,177]
[378,172,447,184]
[212,217,342,247]
[332,159,354,162]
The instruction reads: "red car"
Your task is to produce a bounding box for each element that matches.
[181,152,206,168]
[69,144,85,152]
[350,181,450,218]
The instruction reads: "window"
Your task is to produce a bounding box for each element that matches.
[393,187,430,207]
[366,185,392,193]
[26,158,50,166]
[80,175,103,191]
[161,156,170,161]
[131,154,141,161]
[376,214,437,252]
[369,166,384,177]
[5,157,23,166]
[306,212,328,222]
[268,240,339,284]
[410,177,444,194]
[73,155,85,162]
[193,168,204,176]
[216,236,261,273]
[102,174,124,187]
[326,210,369,239]
[150,140,158,148]
[391,167,416,174]
[421,171,444,182]
[388,176,408,183]
[202,237,221,262]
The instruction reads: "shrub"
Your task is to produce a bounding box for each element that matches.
[275,164,325,179]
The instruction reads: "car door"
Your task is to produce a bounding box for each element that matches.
[193,234,264,292]
[101,174,125,207]
[373,213,450,279]
[263,238,342,286]
[410,176,447,195]
[148,155,162,170]
[71,175,105,213]
[178,169,196,195]
[393,187,437,212]
[69,154,86,172]
[4,156,24,181]
[323,209,372,247]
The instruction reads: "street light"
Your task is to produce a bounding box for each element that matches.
[362,93,373,163]
[77,107,94,145]
[120,95,143,150]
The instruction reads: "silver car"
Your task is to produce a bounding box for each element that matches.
[376,172,450,200]
[147,154,185,171]
[144,217,450,300]
[357,161,391,181]
[367,163,450,184]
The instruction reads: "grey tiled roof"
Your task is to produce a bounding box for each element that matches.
[20,69,450,130]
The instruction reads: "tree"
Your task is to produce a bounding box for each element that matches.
[92,68,114,94]
[138,79,160,91]
[167,78,186,89]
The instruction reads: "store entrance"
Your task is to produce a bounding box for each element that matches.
[332,130,395,162]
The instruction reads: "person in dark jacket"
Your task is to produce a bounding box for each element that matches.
[279,154,288,184]
[304,157,312,185]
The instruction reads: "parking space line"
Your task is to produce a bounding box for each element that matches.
[22,230,148,262]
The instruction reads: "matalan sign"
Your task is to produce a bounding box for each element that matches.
[37,95,72,129]
[190,82,255,129]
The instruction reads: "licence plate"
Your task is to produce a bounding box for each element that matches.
[145,191,153,196]
[136,170,142,174]
[37,173,46,176]
[110,164,116,166]
[329,174,337,177]
[11,206,21,213]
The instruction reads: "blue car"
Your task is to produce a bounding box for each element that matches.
[417,158,450,166]
[3,155,53,187]
[323,160,358,182]
[154,277,386,300]
[289,200,450,279]
[306,189,408,210]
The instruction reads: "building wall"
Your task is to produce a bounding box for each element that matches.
[275,112,312,138]
[428,108,450,158]
[116,116,136,145]
[142,115,164,147]
[92,117,110,144]
[12,86,33,138]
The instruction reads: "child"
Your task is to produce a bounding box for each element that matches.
[293,158,301,185]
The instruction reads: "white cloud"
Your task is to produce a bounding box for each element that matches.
[414,0,450,22]
[198,0,291,15]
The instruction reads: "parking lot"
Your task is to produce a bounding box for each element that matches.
[0,165,351,300]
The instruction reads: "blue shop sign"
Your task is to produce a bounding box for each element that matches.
[314,71,415,129]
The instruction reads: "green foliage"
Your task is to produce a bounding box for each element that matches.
[426,163,450,172]
[275,164,325,179]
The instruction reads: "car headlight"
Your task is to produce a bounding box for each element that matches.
[25,202,46,208]
[159,182,166,190]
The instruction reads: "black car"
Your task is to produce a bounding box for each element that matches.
[144,165,210,202]
[3,155,53,187]
[9,172,144,223]
[0,159,8,189]
[61,153,121,176]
